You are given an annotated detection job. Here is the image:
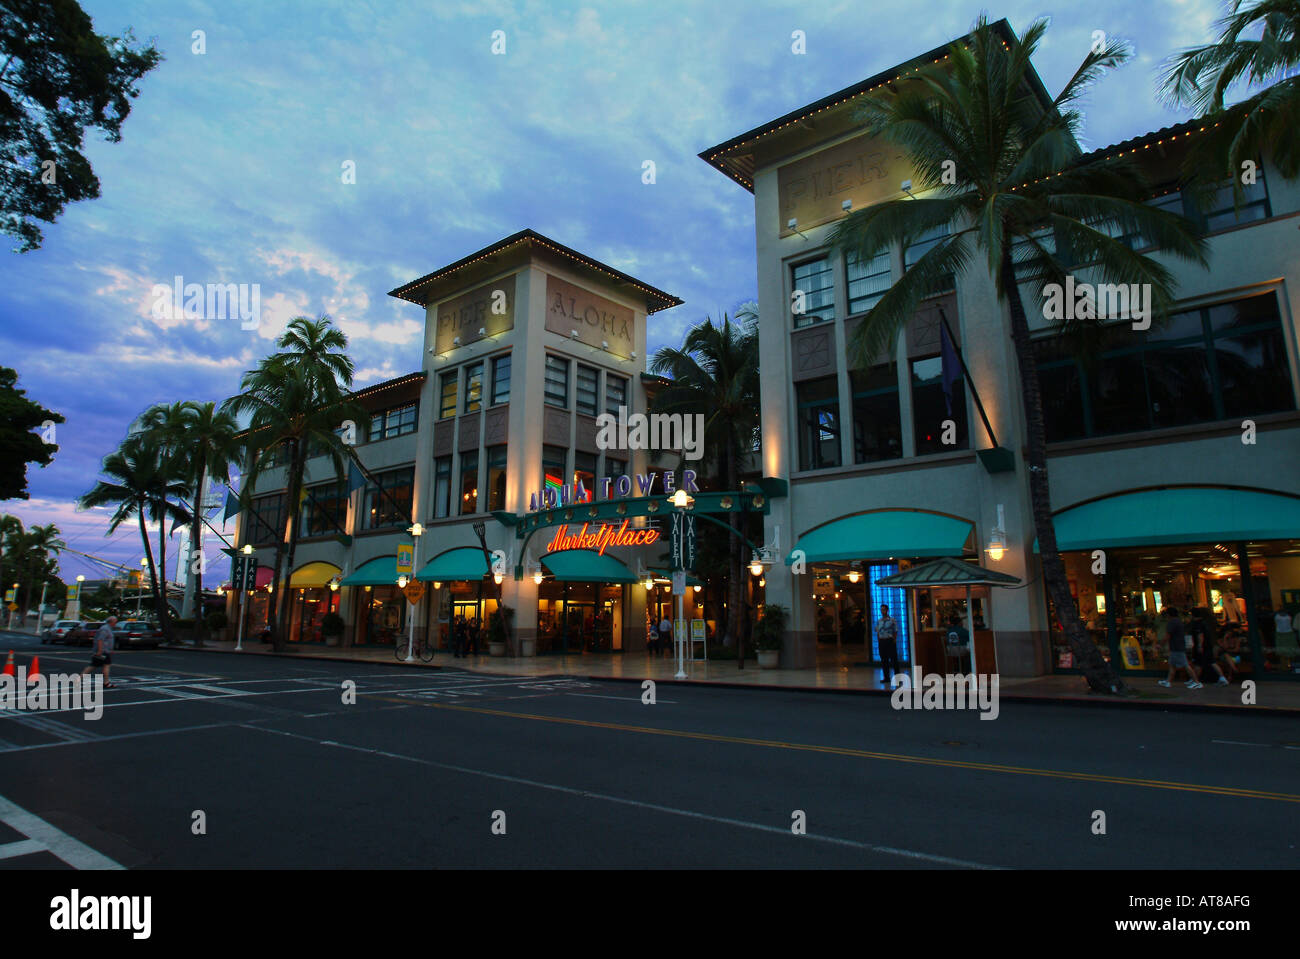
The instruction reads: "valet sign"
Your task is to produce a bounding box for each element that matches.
[545,520,661,556]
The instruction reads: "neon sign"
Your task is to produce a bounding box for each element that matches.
[529,469,699,512]
[545,520,661,555]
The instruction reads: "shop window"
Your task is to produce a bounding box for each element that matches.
[796,376,841,470]
[491,353,511,406]
[299,482,347,538]
[845,249,892,316]
[486,445,507,512]
[433,456,452,519]
[1033,291,1295,441]
[605,374,627,415]
[542,445,566,502]
[1196,173,1270,233]
[463,361,484,413]
[545,355,569,408]
[850,365,902,463]
[911,355,968,455]
[791,257,834,328]
[369,403,417,442]
[439,371,458,419]
[362,467,413,530]
[459,450,479,515]
[576,364,599,416]
[904,224,955,295]
[573,451,596,503]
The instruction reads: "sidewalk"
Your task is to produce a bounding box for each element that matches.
[156,637,1300,714]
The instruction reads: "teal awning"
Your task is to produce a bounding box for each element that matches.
[786,511,974,564]
[541,550,638,583]
[339,556,397,586]
[416,547,489,582]
[1042,487,1300,551]
[875,556,1021,588]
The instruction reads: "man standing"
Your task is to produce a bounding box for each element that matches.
[1158,607,1202,689]
[658,615,672,659]
[877,604,900,687]
[80,616,116,689]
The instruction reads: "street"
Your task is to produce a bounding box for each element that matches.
[0,632,1296,869]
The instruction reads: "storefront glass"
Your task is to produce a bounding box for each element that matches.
[288,587,340,643]
[354,585,406,646]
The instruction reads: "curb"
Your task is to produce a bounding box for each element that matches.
[154,642,1299,716]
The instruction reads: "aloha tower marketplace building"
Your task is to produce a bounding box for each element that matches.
[698,20,1300,682]
[228,229,739,656]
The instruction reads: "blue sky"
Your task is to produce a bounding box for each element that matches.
[2,0,1231,583]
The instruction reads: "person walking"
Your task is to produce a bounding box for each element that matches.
[876,604,900,687]
[452,616,467,658]
[658,615,672,659]
[1189,610,1229,685]
[1158,607,1202,689]
[80,616,116,689]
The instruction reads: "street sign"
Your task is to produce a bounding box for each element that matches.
[396,543,414,577]
[672,570,686,595]
[3,589,13,603]
[403,581,425,605]
[230,555,245,590]
[670,512,696,570]
[6,603,16,611]
[66,583,80,602]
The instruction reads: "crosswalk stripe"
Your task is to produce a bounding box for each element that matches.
[0,794,123,870]
[0,838,45,860]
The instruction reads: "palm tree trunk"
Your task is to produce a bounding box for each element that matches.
[155,505,174,643]
[192,466,207,648]
[1001,251,1122,693]
[138,505,165,629]
[273,441,306,652]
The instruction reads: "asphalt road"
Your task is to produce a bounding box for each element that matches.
[0,630,1296,868]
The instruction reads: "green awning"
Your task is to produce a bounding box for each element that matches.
[339,556,397,587]
[649,567,704,586]
[416,547,489,582]
[541,550,638,583]
[786,510,974,564]
[875,556,1021,588]
[1042,487,1300,551]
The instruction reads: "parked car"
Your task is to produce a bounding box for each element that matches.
[41,620,83,644]
[112,620,163,649]
[63,621,103,647]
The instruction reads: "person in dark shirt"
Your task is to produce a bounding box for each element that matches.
[1158,607,1202,689]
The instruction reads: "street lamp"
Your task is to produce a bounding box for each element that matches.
[138,558,148,616]
[985,504,1007,562]
[403,521,425,663]
[749,553,764,577]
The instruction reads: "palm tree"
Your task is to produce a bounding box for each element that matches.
[1161,1,1300,181]
[18,523,64,621]
[80,434,191,631]
[649,311,761,666]
[169,401,242,646]
[223,316,361,651]
[135,401,193,636]
[826,16,1209,693]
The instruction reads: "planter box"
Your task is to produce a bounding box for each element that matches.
[489,641,507,657]
[757,649,780,669]
[520,638,536,657]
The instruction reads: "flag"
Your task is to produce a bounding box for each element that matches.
[939,320,960,418]
[347,458,367,494]
[223,487,241,522]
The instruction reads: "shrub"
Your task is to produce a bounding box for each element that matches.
[753,604,789,651]
[321,611,344,637]
[205,610,228,629]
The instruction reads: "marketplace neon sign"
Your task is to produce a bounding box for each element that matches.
[545,520,661,556]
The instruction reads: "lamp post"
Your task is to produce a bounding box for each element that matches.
[138,558,148,617]
[669,488,694,679]
[8,581,17,629]
[235,544,254,652]
[403,522,424,663]
[70,574,85,622]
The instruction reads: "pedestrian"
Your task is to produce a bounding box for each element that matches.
[658,615,672,658]
[876,604,900,687]
[1189,610,1229,685]
[1158,607,1202,689]
[467,617,480,656]
[453,616,467,658]
[80,615,116,689]
[646,618,658,657]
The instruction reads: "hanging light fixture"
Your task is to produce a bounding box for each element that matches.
[759,576,766,588]
[847,563,861,584]
[533,567,543,585]
[644,575,655,590]
[432,581,442,590]
[986,504,1008,562]
[692,584,701,593]
[397,575,409,589]
[749,553,763,577]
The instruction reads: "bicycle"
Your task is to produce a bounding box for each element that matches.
[394,635,436,663]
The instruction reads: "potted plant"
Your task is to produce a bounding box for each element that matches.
[205,610,229,643]
[488,605,513,657]
[753,604,787,669]
[321,611,345,647]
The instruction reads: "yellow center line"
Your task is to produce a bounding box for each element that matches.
[378,696,1300,804]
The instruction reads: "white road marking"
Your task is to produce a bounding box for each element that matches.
[245,725,1002,870]
[0,794,123,869]
[565,693,678,703]
[1212,739,1271,747]
[0,838,44,859]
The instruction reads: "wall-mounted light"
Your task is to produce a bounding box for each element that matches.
[452,336,461,347]
[494,571,504,585]
[759,576,766,588]
[644,576,655,590]
[570,329,580,339]
[847,563,861,584]
[986,504,1007,562]
[841,199,852,212]
[601,340,609,350]
[432,581,442,590]
[533,567,543,585]
[397,575,409,589]
[692,584,701,593]
[478,327,487,336]
[749,553,763,577]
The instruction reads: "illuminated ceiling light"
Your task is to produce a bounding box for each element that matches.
[494,572,504,585]
[847,564,861,584]
[644,576,655,590]
[692,584,701,593]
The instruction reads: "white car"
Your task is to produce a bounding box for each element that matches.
[41,620,83,644]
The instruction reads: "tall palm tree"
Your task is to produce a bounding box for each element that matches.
[649,311,761,666]
[135,401,193,635]
[0,514,23,610]
[1161,1,1300,181]
[80,434,191,631]
[18,523,64,620]
[223,316,361,651]
[826,16,1208,693]
[171,401,241,646]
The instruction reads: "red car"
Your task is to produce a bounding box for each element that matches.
[63,621,104,647]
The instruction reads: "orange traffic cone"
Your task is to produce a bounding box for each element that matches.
[27,656,39,679]
[2,651,13,676]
